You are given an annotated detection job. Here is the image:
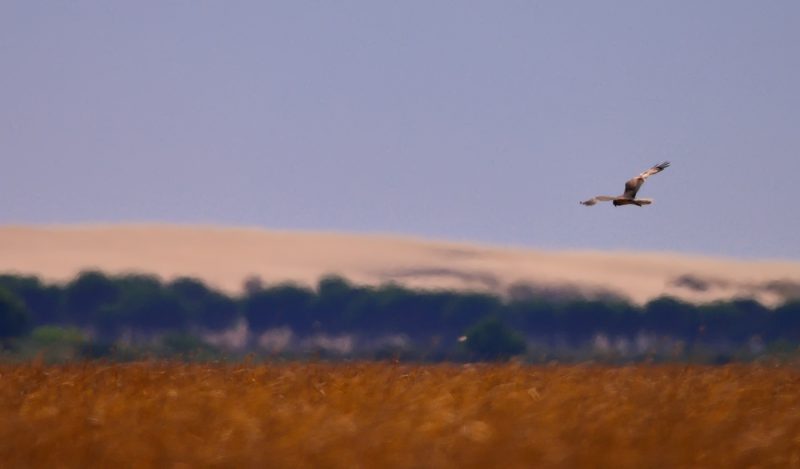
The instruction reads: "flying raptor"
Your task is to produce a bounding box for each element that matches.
[580,161,671,207]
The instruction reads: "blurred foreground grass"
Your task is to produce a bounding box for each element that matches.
[1,362,799,468]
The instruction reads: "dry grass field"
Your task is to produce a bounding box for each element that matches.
[2,362,799,468]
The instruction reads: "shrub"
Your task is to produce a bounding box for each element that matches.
[464,317,526,360]
[0,287,31,340]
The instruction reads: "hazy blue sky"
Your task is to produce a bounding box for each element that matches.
[2,2,798,260]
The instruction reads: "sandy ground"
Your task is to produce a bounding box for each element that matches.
[2,224,799,305]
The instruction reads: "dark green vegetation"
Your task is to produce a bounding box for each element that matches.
[1,271,799,362]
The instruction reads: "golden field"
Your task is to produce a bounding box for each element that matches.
[1,362,799,468]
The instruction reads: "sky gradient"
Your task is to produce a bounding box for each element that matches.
[2,2,799,260]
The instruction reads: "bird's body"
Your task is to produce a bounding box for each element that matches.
[580,161,670,207]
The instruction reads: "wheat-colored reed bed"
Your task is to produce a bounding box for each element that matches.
[1,362,799,468]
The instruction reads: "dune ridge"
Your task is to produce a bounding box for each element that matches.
[2,224,799,305]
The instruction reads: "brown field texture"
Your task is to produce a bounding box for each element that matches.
[2,363,800,468]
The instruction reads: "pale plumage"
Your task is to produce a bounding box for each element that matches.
[580,161,670,207]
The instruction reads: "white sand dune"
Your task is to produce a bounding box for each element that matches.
[2,224,799,305]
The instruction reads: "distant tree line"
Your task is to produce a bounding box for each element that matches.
[1,271,800,359]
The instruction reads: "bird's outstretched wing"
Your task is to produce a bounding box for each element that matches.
[579,195,615,206]
[638,161,670,180]
[622,161,670,198]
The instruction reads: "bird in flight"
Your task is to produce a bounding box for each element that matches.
[580,161,671,207]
